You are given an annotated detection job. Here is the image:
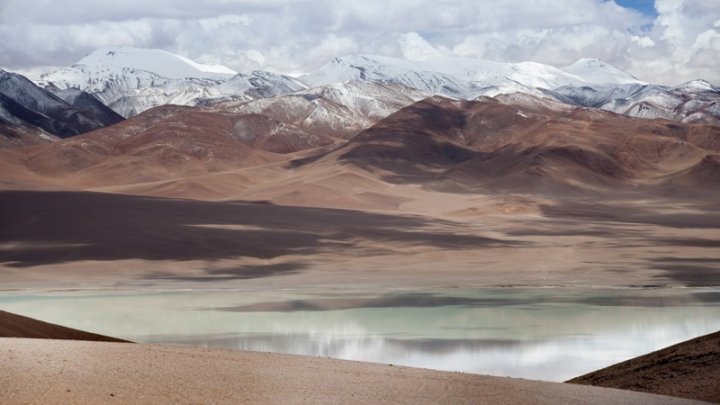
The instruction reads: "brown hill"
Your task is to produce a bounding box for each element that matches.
[665,154,720,188]
[0,84,415,197]
[294,96,719,194]
[568,330,720,403]
[3,105,326,188]
[0,122,59,148]
[1,94,718,200]
[0,310,128,342]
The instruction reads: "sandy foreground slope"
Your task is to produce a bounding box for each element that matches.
[0,338,710,405]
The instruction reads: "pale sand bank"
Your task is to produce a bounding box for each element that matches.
[0,338,709,405]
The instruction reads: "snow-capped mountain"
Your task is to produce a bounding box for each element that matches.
[215,71,307,99]
[43,47,236,85]
[561,58,643,86]
[33,47,719,125]
[301,54,643,100]
[548,80,720,125]
[0,70,123,140]
[52,88,126,126]
[208,80,428,139]
[40,48,304,117]
[83,75,221,118]
[301,55,483,99]
[99,71,308,118]
[40,49,226,117]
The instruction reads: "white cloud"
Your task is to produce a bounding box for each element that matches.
[399,32,446,61]
[623,0,720,84]
[0,0,718,85]
[305,35,360,68]
[631,35,655,48]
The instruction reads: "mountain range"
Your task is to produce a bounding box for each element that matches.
[22,47,716,124]
[0,70,124,146]
[0,47,718,201]
[39,47,306,118]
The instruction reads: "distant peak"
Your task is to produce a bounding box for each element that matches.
[74,47,237,79]
[674,79,716,92]
[562,58,643,85]
[567,58,611,68]
[331,54,399,64]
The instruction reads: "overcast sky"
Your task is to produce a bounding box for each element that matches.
[1,0,718,85]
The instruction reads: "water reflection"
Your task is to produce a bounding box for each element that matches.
[1,288,718,381]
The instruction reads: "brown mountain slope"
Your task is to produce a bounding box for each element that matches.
[0,122,59,148]
[0,310,128,342]
[665,154,720,188]
[1,95,718,200]
[294,96,719,194]
[568,330,720,403]
[2,105,327,188]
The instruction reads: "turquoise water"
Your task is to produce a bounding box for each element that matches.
[1,288,718,381]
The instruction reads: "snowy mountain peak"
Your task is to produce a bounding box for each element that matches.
[568,58,610,68]
[73,47,237,80]
[304,53,643,101]
[0,70,124,138]
[0,70,67,112]
[673,79,717,93]
[302,54,488,99]
[38,47,242,117]
[562,58,643,85]
[216,70,307,98]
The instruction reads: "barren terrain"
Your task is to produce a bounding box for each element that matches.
[1,95,718,404]
[570,330,720,403]
[0,337,708,405]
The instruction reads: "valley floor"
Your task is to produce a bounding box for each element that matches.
[0,189,718,291]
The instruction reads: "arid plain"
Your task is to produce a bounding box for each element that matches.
[1,96,719,291]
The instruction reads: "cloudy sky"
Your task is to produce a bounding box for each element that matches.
[1,0,718,85]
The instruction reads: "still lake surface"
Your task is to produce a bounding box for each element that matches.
[1,287,719,381]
